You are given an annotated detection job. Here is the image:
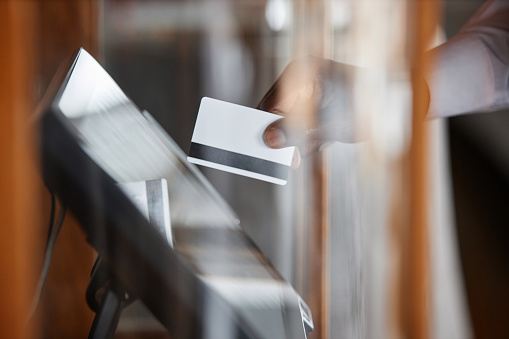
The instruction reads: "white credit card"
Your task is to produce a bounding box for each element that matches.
[187,97,294,185]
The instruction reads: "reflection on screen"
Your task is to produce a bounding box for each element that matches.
[59,49,239,230]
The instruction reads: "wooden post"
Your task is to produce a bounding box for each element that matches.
[0,0,100,337]
[292,1,332,338]
[399,0,440,338]
[0,1,40,337]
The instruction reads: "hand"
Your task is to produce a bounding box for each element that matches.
[258,56,367,167]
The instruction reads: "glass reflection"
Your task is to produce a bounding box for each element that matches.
[53,48,312,338]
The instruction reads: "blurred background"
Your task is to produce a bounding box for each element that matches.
[2,0,509,338]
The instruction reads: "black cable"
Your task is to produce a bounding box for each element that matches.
[28,197,67,320]
[46,193,56,244]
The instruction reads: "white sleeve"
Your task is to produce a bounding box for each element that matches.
[427,0,509,118]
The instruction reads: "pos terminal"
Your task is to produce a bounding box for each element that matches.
[39,48,313,338]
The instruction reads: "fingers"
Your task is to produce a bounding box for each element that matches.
[258,57,319,114]
[263,119,323,170]
[257,77,300,115]
[291,148,301,169]
[263,119,302,168]
[257,78,282,112]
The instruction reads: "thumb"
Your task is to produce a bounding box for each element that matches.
[264,119,302,168]
[263,119,289,149]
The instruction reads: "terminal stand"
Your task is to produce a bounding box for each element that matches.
[86,258,134,339]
